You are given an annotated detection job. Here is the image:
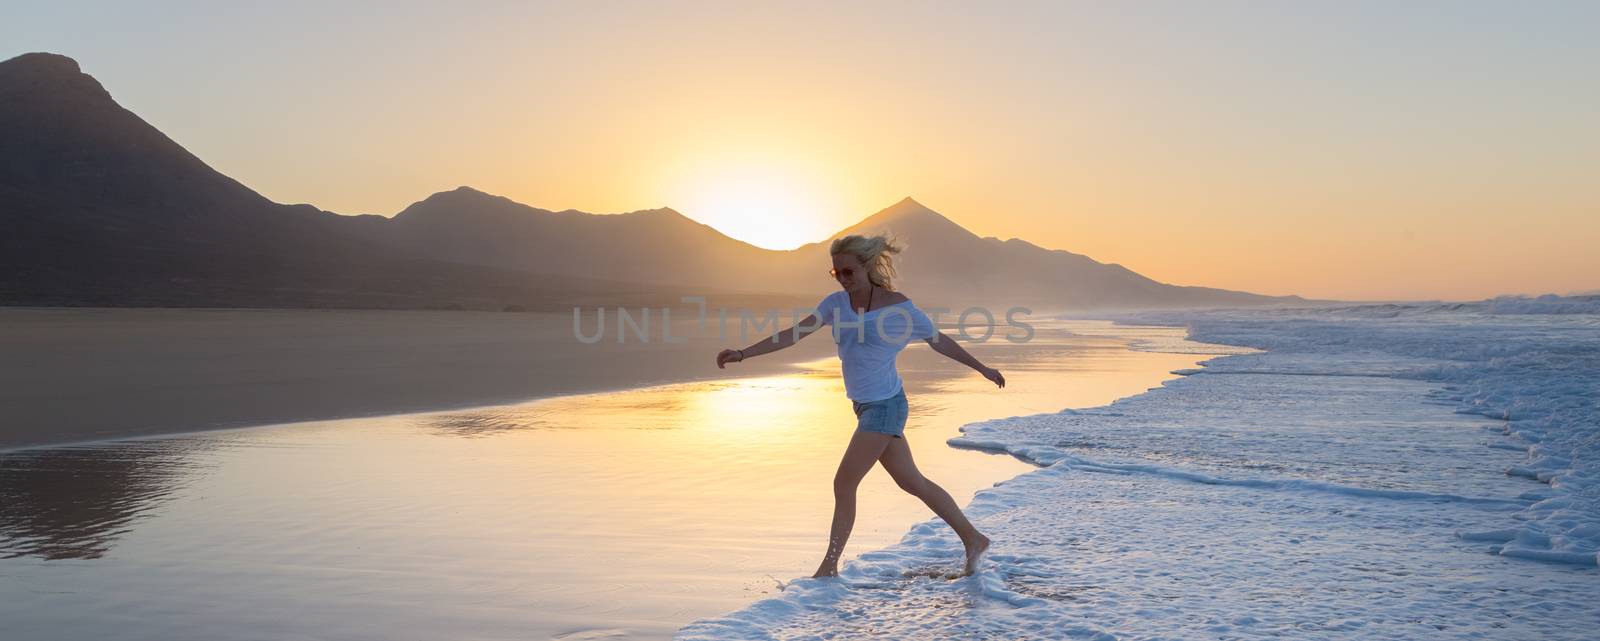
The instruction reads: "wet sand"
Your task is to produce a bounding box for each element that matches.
[0,306,835,450]
[0,319,1226,640]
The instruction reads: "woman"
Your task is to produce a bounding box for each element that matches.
[715,233,1004,578]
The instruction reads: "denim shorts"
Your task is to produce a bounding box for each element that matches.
[852,388,908,438]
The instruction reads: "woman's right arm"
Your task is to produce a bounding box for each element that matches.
[716,314,824,369]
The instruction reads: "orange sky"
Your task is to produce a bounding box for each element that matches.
[6,3,1597,301]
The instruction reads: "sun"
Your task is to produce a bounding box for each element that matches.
[667,160,841,250]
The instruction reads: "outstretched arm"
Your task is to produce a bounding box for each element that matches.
[716,314,825,369]
[925,331,1006,388]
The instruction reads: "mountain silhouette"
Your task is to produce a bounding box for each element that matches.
[0,52,697,310]
[375,186,789,292]
[1,52,1303,311]
[801,196,1297,309]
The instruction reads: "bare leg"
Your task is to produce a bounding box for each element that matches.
[813,430,895,578]
[879,436,991,576]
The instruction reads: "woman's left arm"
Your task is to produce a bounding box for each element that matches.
[925,331,1005,388]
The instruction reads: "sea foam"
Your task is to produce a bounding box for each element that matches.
[679,295,1600,640]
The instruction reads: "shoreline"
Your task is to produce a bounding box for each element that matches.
[1,314,1232,641]
[0,371,785,455]
[677,324,1245,638]
[0,306,840,451]
[679,299,1600,640]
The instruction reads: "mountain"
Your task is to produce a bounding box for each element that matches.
[372,186,794,293]
[797,197,1301,310]
[0,52,709,310]
[359,189,1303,311]
[363,189,1302,312]
[0,52,1304,312]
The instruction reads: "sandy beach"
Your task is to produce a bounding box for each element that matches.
[0,305,834,450]
[0,318,1221,640]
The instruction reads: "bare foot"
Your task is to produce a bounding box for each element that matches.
[962,534,991,577]
[812,562,839,578]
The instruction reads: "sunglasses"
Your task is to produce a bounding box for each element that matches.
[828,267,857,280]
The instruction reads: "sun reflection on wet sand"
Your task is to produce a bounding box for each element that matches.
[0,320,1226,640]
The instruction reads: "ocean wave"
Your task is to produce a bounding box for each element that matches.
[1127,295,1599,567]
[678,296,1600,639]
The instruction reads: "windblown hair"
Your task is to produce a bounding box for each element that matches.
[830,233,905,291]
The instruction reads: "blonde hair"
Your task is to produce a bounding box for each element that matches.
[830,233,904,291]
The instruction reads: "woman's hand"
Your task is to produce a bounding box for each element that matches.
[716,348,745,369]
[980,366,1006,388]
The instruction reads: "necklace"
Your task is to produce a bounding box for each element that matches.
[856,285,874,315]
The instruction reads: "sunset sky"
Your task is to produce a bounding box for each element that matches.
[5,1,1596,301]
